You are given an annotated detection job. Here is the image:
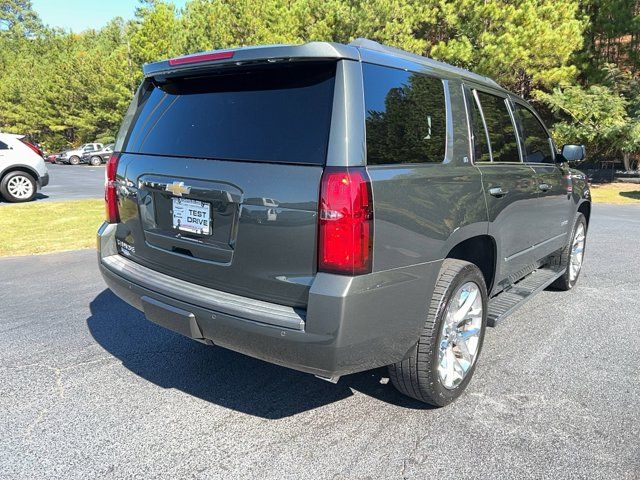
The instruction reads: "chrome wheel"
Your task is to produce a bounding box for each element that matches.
[570,223,585,282]
[438,282,483,390]
[7,175,34,200]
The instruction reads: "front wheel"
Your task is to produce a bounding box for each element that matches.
[550,213,587,291]
[90,156,102,166]
[69,156,80,165]
[388,259,487,406]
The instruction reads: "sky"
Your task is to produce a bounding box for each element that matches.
[31,0,187,32]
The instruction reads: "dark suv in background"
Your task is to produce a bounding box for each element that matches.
[98,39,590,406]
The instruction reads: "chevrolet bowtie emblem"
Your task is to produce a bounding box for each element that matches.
[165,181,191,197]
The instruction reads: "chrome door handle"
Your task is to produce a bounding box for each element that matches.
[489,187,509,198]
[538,183,551,192]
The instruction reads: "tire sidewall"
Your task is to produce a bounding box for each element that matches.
[1,171,37,203]
[566,214,587,289]
[90,156,101,166]
[428,265,488,405]
[69,156,80,165]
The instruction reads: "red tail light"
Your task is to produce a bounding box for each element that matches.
[21,140,42,157]
[318,167,373,275]
[105,153,120,223]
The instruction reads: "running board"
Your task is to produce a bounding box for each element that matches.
[487,267,564,327]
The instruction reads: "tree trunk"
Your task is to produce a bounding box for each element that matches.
[622,152,631,172]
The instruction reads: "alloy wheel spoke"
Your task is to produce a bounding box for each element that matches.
[452,288,478,325]
[456,337,472,363]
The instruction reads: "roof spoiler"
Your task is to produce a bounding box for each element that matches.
[142,42,359,79]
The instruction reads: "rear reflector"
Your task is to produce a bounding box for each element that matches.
[318,167,373,275]
[168,51,234,66]
[105,153,120,223]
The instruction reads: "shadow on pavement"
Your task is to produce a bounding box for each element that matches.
[0,192,49,204]
[87,289,431,418]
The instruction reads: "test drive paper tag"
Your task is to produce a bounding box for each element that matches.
[172,197,211,235]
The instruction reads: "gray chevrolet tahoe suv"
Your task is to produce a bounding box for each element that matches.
[98,39,590,406]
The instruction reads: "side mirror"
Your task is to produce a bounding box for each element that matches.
[560,144,586,164]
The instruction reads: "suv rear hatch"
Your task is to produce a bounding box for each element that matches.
[112,61,337,308]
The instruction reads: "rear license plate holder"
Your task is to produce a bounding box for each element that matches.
[172,197,212,235]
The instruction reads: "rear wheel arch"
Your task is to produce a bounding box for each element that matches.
[0,165,39,185]
[445,235,497,293]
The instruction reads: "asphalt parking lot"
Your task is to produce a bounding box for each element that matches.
[0,163,104,204]
[1,204,638,479]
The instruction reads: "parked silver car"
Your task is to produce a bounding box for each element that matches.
[58,143,103,165]
[82,143,114,166]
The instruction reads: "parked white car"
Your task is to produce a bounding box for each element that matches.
[58,143,104,165]
[0,133,49,202]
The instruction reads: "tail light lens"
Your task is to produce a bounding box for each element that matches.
[105,153,120,223]
[21,140,43,157]
[318,167,373,275]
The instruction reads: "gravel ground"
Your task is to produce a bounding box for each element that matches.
[0,203,638,479]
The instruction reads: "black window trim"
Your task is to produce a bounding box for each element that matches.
[505,98,525,164]
[511,98,557,165]
[467,86,524,164]
[470,88,494,163]
[362,62,451,167]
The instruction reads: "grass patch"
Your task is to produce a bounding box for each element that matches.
[0,199,104,257]
[590,182,640,205]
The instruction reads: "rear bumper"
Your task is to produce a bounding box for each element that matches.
[97,222,441,377]
[39,172,49,188]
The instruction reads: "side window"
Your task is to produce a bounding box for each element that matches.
[515,104,554,164]
[363,63,446,165]
[476,91,520,163]
[0,140,9,150]
[469,94,491,162]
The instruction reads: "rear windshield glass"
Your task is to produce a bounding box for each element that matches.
[122,62,336,165]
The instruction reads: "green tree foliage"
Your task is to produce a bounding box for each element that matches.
[0,0,637,164]
[427,0,585,97]
[0,0,41,35]
[536,85,629,157]
[538,0,640,167]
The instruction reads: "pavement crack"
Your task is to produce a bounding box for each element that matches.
[15,363,65,398]
[24,408,49,443]
[11,356,118,399]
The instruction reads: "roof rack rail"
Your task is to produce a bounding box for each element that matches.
[348,38,501,89]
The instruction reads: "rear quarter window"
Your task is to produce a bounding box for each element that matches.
[121,62,336,165]
[363,63,446,165]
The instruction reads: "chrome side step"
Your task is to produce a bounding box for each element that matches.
[487,267,564,327]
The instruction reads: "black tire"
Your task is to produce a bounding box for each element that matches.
[69,155,80,165]
[550,213,587,291]
[90,156,102,166]
[388,259,488,406]
[0,171,37,203]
